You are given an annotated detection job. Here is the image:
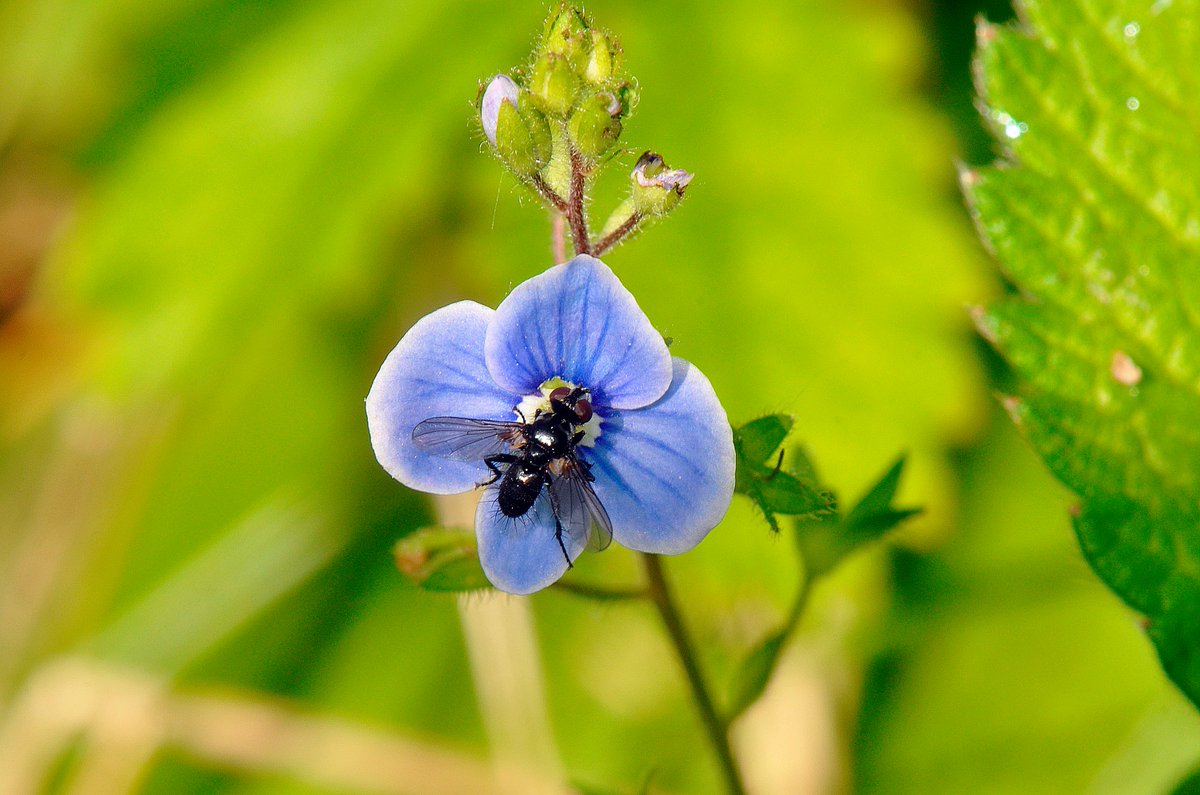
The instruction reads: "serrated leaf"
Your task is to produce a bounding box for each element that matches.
[393,526,489,593]
[796,456,918,579]
[968,0,1200,709]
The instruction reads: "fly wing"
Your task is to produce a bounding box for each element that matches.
[548,456,614,553]
[411,416,523,462]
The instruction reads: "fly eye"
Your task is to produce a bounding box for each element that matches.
[548,386,572,403]
[573,398,593,423]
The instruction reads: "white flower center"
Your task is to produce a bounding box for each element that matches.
[514,377,603,447]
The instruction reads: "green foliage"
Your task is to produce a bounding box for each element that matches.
[733,415,834,533]
[728,449,917,718]
[968,0,1200,708]
[1174,766,1200,795]
[5,0,1143,792]
[796,456,920,580]
[726,627,788,719]
[393,527,488,593]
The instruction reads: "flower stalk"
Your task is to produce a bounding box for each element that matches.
[566,145,591,255]
[592,210,643,257]
[640,553,748,795]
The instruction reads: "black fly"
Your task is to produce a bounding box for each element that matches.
[411,386,613,565]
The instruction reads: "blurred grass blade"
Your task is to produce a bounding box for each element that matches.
[90,496,340,673]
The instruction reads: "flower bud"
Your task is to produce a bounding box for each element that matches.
[517,93,553,165]
[630,151,693,214]
[568,92,622,160]
[585,30,620,84]
[541,4,590,68]
[529,53,579,117]
[494,101,537,175]
[480,74,519,146]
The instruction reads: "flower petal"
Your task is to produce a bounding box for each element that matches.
[476,487,585,594]
[585,358,734,553]
[485,255,672,409]
[367,301,518,494]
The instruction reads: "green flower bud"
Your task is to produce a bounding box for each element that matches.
[630,151,693,214]
[585,30,619,84]
[517,93,553,167]
[495,100,538,175]
[529,53,579,117]
[568,92,622,160]
[541,4,590,68]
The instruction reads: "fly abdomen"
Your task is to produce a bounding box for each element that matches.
[498,462,544,517]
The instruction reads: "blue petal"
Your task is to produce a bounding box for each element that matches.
[476,487,585,594]
[585,358,734,553]
[485,255,673,409]
[367,301,518,494]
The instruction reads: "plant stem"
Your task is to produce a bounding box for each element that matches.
[550,212,567,264]
[551,579,646,601]
[566,147,591,255]
[640,554,747,795]
[592,211,643,257]
[531,174,568,213]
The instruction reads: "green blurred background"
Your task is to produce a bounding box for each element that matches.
[2,1,1198,793]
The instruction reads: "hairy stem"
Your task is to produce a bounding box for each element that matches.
[641,554,747,795]
[566,147,591,255]
[531,174,568,213]
[592,211,644,257]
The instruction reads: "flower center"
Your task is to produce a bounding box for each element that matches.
[514,377,603,447]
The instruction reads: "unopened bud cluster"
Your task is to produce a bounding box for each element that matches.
[479,5,636,176]
[477,4,692,256]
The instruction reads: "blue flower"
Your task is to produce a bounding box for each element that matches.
[366,255,734,594]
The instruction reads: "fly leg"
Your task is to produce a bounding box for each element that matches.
[544,472,573,568]
[479,454,517,488]
[554,519,572,568]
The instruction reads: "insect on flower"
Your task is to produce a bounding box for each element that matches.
[367,255,734,594]
[411,384,613,565]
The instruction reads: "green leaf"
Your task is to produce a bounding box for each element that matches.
[968,0,1200,709]
[733,415,835,532]
[796,456,919,579]
[733,414,794,466]
[1173,765,1200,795]
[726,628,786,718]
[393,527,490,593]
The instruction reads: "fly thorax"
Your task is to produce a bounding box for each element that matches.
[530,425,561,452]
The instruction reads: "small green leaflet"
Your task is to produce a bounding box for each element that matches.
[733,415,835,532]
[967,0,1200,709]
[794,456,921,581]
